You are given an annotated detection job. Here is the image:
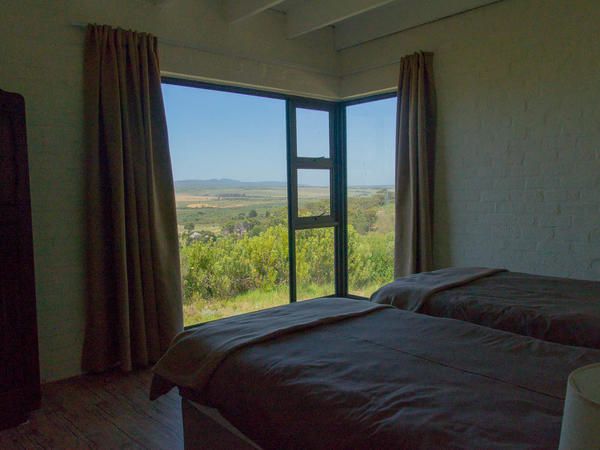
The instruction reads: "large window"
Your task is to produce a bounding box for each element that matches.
[346,97,397,297]
[163,84,289,326]
[163,80,396,326]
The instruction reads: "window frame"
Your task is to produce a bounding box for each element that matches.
[162,77,396,321]
[287,98,340,302]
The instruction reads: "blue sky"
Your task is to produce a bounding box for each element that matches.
[162,84,396,186]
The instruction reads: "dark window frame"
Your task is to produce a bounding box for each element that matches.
[162,77,396,321]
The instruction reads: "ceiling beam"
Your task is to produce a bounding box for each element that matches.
[224,0,286,24]
[286,0,396,39]
[143,0,175,4]
[335,0,502,50]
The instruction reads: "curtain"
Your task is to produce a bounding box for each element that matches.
[394,52,437,278]
[82,24,183,372]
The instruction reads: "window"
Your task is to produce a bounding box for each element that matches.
[295,228,335,301]
[163,84,289,326]
[287,100,340,303]
[346,97,397,297]
[163,78,396,326]
[296,108,331,158]
[297,169,331,218]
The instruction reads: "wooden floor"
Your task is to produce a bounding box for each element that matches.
[0,370,183,449]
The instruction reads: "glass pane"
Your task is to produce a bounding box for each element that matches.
[163,83,289,326]
[297,169,331,217]
[346,97,397,297]
[296,228,335,301]
[296,108,330,158]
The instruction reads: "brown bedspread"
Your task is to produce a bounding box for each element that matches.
[151,298,386,399]
[371,268,600,349]
[152,298,600,449]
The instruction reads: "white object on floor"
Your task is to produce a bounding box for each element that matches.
[559,362,600,450]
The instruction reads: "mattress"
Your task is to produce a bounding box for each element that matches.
[152,297,600,449]
[371,268,600,349]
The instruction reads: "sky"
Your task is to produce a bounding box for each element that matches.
[162,83,396,186]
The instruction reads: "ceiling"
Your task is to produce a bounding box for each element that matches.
[223,0,502,50]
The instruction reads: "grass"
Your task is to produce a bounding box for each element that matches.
[182,283,384,326]
[183,286,287,326]
[347,282,385,298]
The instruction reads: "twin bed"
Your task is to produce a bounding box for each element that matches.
[151,268,600,449]
[371,267,600,349]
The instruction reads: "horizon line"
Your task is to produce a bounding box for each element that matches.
[175,178,394,187]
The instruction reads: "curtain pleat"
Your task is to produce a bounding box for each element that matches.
[394,52,437,278]
[82,24,183,372]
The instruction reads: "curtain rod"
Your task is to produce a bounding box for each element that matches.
[69,21,338,78]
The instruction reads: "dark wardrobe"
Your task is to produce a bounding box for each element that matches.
[0,88,40,430]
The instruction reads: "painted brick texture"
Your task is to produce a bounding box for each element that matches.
[422,0,600,280]
[341,0,600,280]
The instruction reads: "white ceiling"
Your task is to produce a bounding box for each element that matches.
[270,0,304,13]
[223,0,502,50]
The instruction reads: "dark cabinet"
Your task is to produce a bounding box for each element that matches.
[0,89,40,430]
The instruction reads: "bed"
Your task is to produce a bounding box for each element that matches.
[371,267,600,349]
[151,297,600,449]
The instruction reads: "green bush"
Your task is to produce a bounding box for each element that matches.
[180,223,393,304]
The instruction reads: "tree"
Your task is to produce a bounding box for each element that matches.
[248,209,258,218]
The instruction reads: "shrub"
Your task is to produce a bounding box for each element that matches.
[181,223,393,304]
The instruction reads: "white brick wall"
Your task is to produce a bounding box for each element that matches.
[0,0,87,382]
[341,0,600,281]
[435,1,600,280]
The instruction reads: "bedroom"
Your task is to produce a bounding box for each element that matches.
[1,0,599,448]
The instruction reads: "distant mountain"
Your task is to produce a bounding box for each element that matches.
[175,179,394,191]
[175,179,287,190]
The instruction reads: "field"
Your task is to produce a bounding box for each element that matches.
[175,179,394,326]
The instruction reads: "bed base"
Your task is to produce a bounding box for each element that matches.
[182,398,262,449]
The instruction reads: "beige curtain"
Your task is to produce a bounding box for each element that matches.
[82,25,183,372]
[394,52,437,278]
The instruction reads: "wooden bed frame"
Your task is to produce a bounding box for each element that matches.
[182,398,262,449]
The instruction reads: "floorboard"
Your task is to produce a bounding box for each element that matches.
[0,370,183,450]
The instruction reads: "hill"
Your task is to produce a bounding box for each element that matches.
[175,179,286,191]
